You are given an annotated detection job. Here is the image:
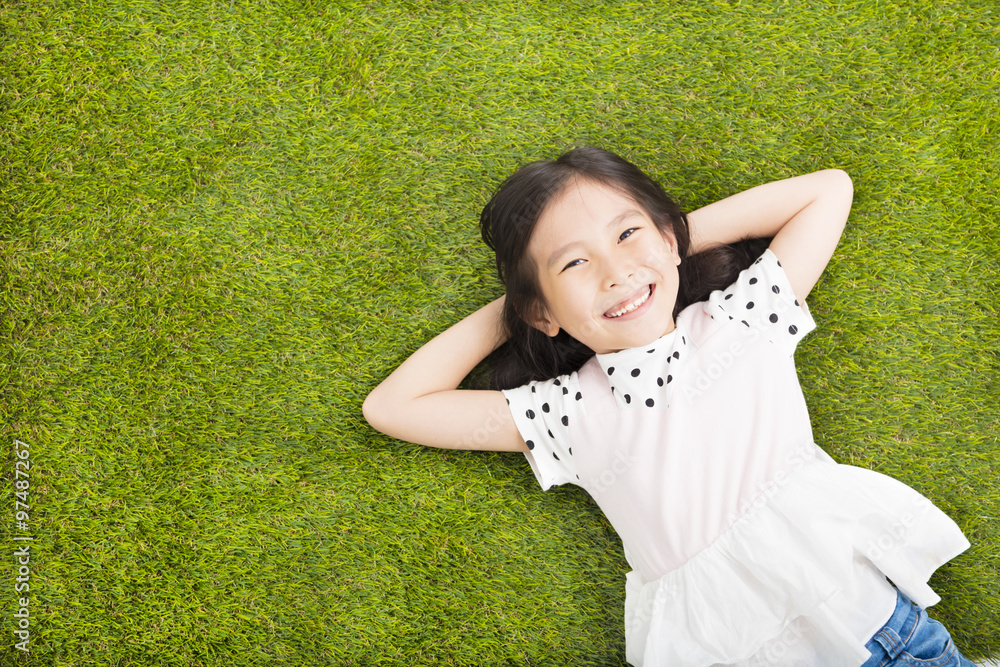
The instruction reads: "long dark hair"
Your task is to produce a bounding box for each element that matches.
[480,146,767,390]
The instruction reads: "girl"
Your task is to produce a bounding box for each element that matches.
[363,147,975,666]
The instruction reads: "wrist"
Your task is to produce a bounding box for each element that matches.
[481,294,510,351]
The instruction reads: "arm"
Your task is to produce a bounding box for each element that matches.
[686,169,853,302]
[362,296,527,452]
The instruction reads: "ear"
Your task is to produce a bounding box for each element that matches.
[663,230,682,265]
[526,303,561,338]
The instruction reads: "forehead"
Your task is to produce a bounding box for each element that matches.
[529,179,643,250]
[545,178,638,224]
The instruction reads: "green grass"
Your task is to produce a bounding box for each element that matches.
[2,0,998,664]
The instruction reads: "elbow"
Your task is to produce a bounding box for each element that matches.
[821,169,853,232]
[828,168,854,200]
[362,388,389,435]
[834,168,853,224]
[838,167,853,190]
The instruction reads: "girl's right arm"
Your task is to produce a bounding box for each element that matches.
[362,296,528,452]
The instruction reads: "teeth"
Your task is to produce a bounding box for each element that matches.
[606,286,651,318]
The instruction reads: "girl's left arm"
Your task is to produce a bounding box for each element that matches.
[686,169,853,302]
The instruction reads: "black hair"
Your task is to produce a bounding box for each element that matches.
[479,146,767,390]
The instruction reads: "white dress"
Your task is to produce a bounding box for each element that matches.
[501,250,970,666]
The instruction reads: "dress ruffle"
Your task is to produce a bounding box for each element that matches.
[623,458,970,667]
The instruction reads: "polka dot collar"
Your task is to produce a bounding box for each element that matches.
[594,327,689,410]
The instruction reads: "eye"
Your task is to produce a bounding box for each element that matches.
[618,227,638,243]
[561,258,585,272]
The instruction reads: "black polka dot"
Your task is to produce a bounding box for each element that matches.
[746,301,755,309]
[724,293,733,300]
[553,452,560,461]
[769,313,778,323]
[749,277,758,285]
[631,368,641,377]
[531,386,536,393]
[624,394,631,404]
[526,409,535,419]
[729,315,734,320]
[562,387,569,395]
[505,398,510,405]
[682,336,686,345]
[526,440,535,450]
[657,377,664,387]
[607,366,615,376]
[742,320,750,327]
[575,392,583,401]
[569,447,573,456]
[667,375,673,384]
[777,259,782,267]
[794,299,800,307]
[548,430,554,438]
[772,285,780,294]
[542,402,550,413]
[561,416,569,426]
[789,325,799,335]
[647,348,656,354]
[672,351,680,359]
[645,398,655,407]
[553,379,561,386]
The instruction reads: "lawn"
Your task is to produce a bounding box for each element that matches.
[2,0,998,664]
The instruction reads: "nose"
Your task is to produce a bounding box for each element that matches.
[604,260,637,290]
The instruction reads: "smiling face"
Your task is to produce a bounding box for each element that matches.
[526,177,682,354]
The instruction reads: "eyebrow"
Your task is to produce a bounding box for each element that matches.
[546,210,642,270]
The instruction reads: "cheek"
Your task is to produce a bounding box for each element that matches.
[536,280,574,322]
[663,261,681,287]
[551,282,595,323]
[553,284,585,313]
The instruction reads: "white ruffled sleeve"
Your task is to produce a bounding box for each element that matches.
[706,248,817,355]
[501,373,585,491]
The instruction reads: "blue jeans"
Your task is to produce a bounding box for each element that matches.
[861,590,974,667]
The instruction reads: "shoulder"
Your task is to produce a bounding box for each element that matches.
[502,369,585,415]
[501,369,591,490]
[501,369,587,448]
[697,249,817,355]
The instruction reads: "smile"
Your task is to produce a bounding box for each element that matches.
[604,285,653,319]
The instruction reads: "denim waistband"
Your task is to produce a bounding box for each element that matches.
[865,590,917,661]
